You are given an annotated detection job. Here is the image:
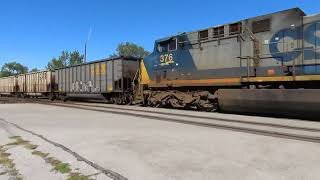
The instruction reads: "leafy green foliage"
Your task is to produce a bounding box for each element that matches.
[47,50,84,70]
[0,62,28,77]
[69,50,84,66]
[110,42,150,59]
[30,68,40,72]
[53,162,72,174]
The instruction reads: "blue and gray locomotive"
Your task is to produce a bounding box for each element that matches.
[1,8,320,118]
[140,8,320,115]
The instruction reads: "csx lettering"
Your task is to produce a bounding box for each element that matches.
[270,22,320,62]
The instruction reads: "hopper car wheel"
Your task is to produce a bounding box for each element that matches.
[115,97,123,105]
[110,97,116,104]
[115,98,120,104]
[62,96,68,102]
[21,94,26,99]
[124,93,133,105]
[48,94,55,101]
[127,96,133,105]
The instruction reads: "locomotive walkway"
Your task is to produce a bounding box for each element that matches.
[0,103,320,179]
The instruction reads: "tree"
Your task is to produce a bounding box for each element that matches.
[69,50,84,66]
[30,68,40,72]
[0,62,28,77]
[110,42,150,59]
[47,57,65,71]
[47,50,84,70]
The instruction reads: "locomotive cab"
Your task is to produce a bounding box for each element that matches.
[141,35,182,86]
[154,36,179,69]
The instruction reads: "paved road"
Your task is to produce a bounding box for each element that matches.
[0,103,320,180]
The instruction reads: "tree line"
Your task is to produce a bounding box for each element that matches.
[0,42,149,77]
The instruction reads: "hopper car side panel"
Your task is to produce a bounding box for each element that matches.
[54,56,140,103]
[16,71,55,97]
[0,76,16,95]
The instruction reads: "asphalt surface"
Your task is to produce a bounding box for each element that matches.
[0,103,320,180]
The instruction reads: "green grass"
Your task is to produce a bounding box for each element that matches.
[45,157,71,174]
[6,137,30,146]
[0,152,14,169]
[0,146,22,179]
[31,151,49,158]
[45,157,61,166]
[67,172,94,180]
[9,136,21,140]
[3,137,91,179]
[24,144,38,150]
[53,162,72,174]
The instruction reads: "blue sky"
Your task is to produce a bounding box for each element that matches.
[0,0,318,69]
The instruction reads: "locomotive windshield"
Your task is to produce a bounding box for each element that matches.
[157,38,177,52]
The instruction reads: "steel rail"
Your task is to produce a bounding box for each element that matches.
[2,96,319,133]
[66,102,320,133]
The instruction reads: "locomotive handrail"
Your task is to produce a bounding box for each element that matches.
[237,56,285,79]
[132,67,141,100]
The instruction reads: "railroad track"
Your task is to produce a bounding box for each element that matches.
[2,96,320,143]
[68,102,320,133]
[44,102,320,144]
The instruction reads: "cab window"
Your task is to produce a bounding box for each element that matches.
[157,38,177,52]
[158,43,168,53]
[168,39,177,51]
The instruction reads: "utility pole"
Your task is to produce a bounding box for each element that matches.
[84,27,93,63]
[84,42,87,63]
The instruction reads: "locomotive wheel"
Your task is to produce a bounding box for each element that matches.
[197,99,219,112]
